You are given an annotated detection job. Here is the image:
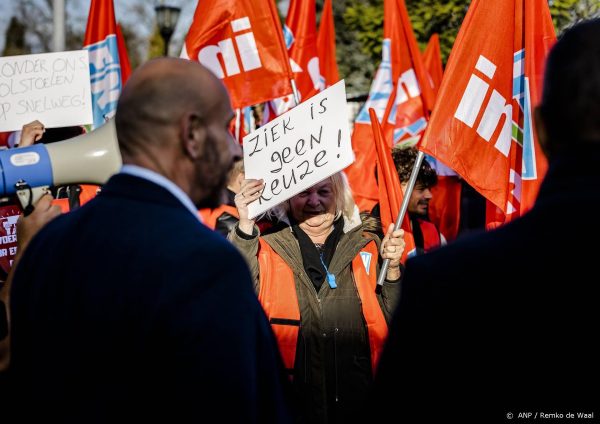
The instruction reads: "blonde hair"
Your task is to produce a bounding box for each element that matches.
[265,172,356,223]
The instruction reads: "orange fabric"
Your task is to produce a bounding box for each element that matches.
[83,0,117,46]
[257,239,300,373]
[257,239,387,375]
[116,24,131,85]
[428,176,461,241]
[79,185,99,205]
[418,0,555,220]
[182,0,293,109]
[286,0,321,101]
[418,219,441,252]
[52,198,70,214]
[316,0,339,87]
[371,108,416,263]
[51,185,99,213]
[347,0,432,209]
[345,122,378,213]
[198,205,239,230]
[382,0,433,144]
[422,33,444,100]
[264,0,323,120]
[350,240,389,373]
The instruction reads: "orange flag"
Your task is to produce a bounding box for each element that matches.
[422,33,443,99]
[384,0,435,145]
[267,0,323,118]
[115,24,131,86]
[181,0,293,109]
[371,109,416,262]
[418,0,555,222]
[83,0,129,128]
[317,0,340,87]
[345,0,400,212]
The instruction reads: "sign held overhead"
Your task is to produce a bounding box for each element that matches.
[0,50,93,132]
[243,80,354,219]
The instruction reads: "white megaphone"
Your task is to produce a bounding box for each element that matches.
[0,119,122,212]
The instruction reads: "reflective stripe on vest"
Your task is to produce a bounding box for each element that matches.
[418,219,441,253]
[257,238,388,376]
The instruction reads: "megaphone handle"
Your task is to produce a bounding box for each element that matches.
[15,183,50,216]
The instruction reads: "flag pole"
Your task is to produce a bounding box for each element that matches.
[376,150,425,286]
[290,79,301,106]
[235,108,241,143]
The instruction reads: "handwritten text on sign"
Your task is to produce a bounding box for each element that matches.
[0,50,93,132]
[244,80,354,219]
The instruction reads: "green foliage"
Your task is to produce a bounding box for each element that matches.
[344,0,469,66]
[406,0,469,62]
[344,0,384,63]
[342,0,598,80]
[550,0,600,33]
[147,25,165,61]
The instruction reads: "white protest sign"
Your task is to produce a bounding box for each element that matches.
[244,80,354,219]
[0,50,93,132]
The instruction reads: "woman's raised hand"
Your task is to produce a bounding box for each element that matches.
[235,179,264,235]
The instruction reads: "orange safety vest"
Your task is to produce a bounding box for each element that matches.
[52,184,99,213]
[198,205,239,229]
[257,238,388,377]
[418,219,442,253]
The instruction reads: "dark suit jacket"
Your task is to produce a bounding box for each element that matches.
[371,147,599,422]
[8,174,291,423]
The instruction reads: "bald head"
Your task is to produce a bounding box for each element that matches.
[114,58,239,208]
[115,58,228,155]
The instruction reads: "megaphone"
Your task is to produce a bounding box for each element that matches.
[0,118,122,210]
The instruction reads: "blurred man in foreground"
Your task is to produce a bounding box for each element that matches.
[6,58,291,423]
[371,19,600,421]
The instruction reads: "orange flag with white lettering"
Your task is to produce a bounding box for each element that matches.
[422,33,443,99]
[181,0,293,109]
[317,0,340,87]
[371,109,416,262]
[418,0,554,220]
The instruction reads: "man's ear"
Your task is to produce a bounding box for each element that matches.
[534,106,550,159]
[181,113,206,159]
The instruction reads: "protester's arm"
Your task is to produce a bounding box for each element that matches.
[377,225,405,320]
[18,120,46,148]
[0,194,61,371]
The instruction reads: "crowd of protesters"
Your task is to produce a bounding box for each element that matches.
[0,17,598,424]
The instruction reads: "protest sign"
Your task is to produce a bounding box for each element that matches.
[0,50,93,132]
[244,80,354,219]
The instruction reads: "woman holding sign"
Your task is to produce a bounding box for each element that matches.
[229,172,404,424]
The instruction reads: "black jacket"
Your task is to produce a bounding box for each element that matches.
[370,146,600,422]
[7,174,291,423]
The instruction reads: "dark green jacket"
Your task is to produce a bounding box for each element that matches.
[229,216,400,424]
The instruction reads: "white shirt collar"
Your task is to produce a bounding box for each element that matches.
[119,164,201,222]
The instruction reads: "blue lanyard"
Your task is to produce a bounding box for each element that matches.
[319,253,337,289]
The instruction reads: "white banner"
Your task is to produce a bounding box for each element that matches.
[0,50,93,132]
[244,80,354,219]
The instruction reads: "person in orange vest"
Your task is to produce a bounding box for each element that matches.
[229,171,405,424]
[392,146,446,255]
[199,158,243,235]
